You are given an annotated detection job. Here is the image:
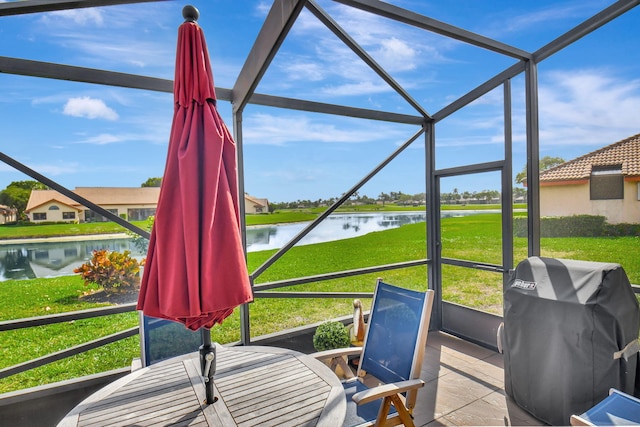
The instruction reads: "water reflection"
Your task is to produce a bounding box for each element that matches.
[0,211,497,281]
[0,238,144,281]
[246,211,428,251]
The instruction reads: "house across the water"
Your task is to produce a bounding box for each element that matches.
[25,187,161,223]
[25,187,270,223]
[244,194,269,214]
[540,133,640,224]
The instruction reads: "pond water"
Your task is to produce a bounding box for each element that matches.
[247,211,426,251]
[0,237,145,282]
[0,210,497,281]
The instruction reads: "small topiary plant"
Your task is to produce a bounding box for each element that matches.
[74,249,144,294]
[313,321,350,351]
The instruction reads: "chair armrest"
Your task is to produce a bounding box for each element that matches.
[351,379,425,405]
[569,415,592,426]
[311,346,362,361]
[312,347,361,380]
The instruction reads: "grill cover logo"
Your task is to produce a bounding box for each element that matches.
[512,279,537,290]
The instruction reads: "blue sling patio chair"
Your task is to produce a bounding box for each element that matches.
[313,279,435,427]
[570,388,640,426]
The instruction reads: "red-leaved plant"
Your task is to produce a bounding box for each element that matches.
[74,249,144,293]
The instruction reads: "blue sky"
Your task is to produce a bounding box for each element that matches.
[0,0,638,202]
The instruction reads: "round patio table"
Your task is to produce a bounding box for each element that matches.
[57,345,346,427]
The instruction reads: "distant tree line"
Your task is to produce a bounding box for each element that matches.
[0,180,48,220]
[440,188,528,204]
[270,188,529,211]
[269,191,427,210]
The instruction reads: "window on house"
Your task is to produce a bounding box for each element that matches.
[33,213,47,220]
[63,212,76,219]
[127,208,156,221]
[590,165,623,200]
[84,209,118,222]
[34,250,49,260]
[64,248,78,257]
[48,205,60,210]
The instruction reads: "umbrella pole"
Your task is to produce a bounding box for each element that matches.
[199,328,216,404]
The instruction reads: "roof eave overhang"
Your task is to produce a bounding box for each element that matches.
[540,179,589,186]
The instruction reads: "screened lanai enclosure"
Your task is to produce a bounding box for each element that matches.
[1,0,639,411]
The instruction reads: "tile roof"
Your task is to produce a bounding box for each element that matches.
[245,194,269,207]
[26,187,160,211]
[26,190,78,211]
[540,133,640,182]
[74,187,160,205]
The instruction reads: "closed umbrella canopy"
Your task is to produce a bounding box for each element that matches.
[137,8,252,331]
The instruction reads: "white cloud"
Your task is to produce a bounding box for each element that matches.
[72,126,169,146]
[373,38,417,72]
[63,97,119,120]
[282,60,326,81]
[494,2,601,36]
[320,80,394,97]
[75,133,123,145]
[538,69,640,146]
[255,1,272,17]
[44,8,105,26]
[242,113,409,146]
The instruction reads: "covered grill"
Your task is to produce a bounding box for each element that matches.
[500,257,640,425]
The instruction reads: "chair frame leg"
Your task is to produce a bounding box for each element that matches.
[374,394,416,427]
[390,394,415,427]
[376,397,393,426]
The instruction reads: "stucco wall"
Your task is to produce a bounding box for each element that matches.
[620,181,640,223]
[1,213,16,224]
[28,202,158,223]
[28,201,79,223]
[540,181,640,224]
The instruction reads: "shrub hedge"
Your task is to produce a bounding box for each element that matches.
[514,215,640,237]
[603,222,640,237]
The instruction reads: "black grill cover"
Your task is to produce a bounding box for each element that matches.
[502,257,640,425]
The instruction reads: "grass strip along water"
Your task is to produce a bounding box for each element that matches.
[1,212,638,393]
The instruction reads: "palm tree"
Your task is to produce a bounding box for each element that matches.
[378,192,390,206]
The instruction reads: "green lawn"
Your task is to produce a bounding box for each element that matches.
[245,211,317,225]
[0,276,140,393]
[1,211,638,393]
[0,221,148,240]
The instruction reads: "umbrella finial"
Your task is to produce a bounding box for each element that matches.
[182,5,200,22]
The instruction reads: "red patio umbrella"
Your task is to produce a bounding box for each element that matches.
[137,5,253,402]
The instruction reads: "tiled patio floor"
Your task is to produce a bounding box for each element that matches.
[414,331,545,426]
